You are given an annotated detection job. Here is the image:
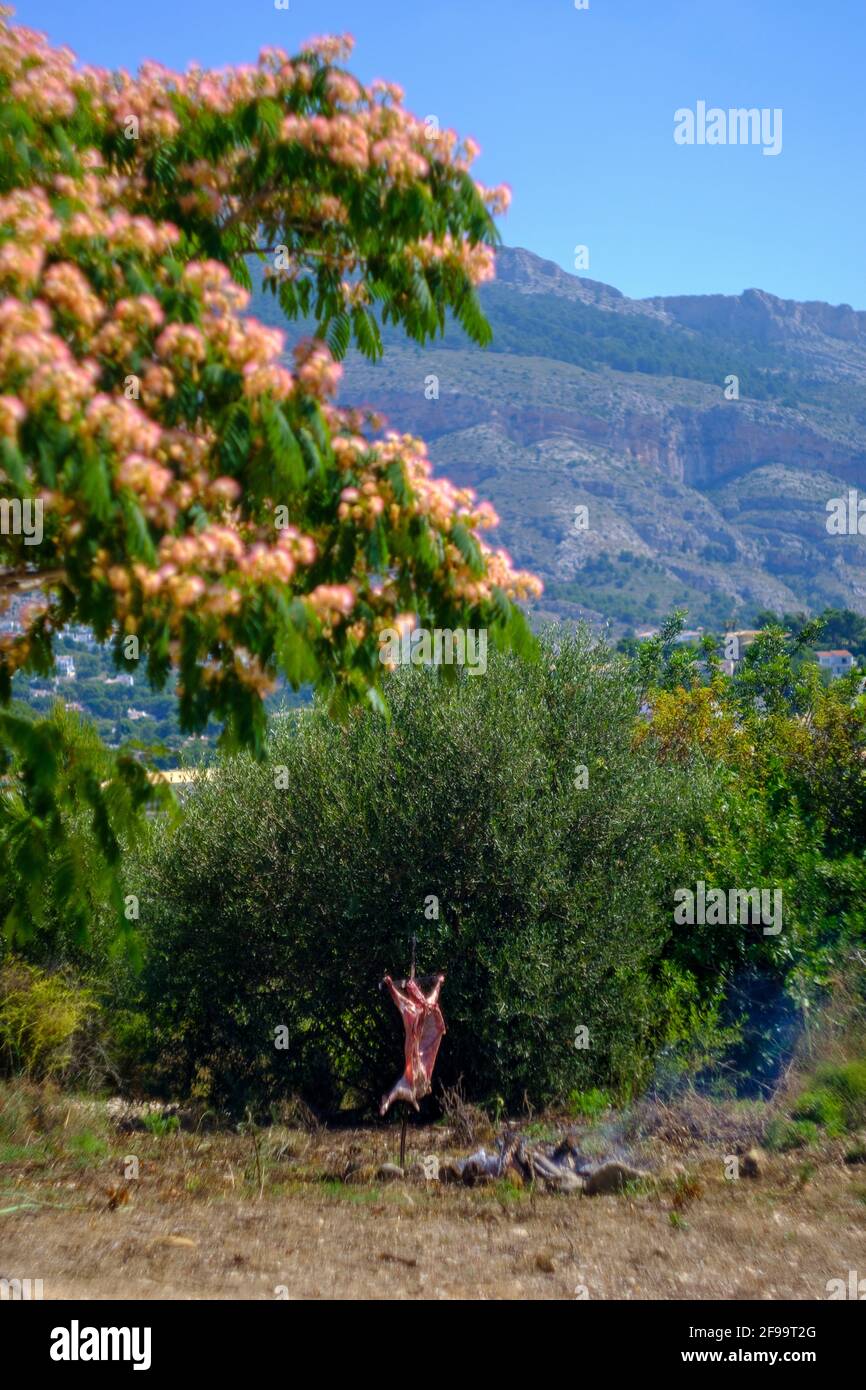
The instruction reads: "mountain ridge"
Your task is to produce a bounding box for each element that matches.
[498,246,866,344]
[254,246,866,631]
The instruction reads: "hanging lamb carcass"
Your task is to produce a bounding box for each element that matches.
[380,972,446,1116]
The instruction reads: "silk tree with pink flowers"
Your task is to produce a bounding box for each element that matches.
[0,10,541,943]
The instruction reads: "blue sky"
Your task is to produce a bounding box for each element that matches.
[15,0,866,307]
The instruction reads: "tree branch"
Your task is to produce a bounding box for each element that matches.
[0,567,66,594]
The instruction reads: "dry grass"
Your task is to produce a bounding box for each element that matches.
[1,1082,864,1300]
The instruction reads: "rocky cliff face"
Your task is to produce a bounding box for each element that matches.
[256,247,866,630]
[650,287,866,347]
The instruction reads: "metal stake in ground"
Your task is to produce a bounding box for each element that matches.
[399,936,415,1170]
[399,1110,408,1171]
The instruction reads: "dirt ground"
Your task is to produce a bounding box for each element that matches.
[2,1090,865,1300]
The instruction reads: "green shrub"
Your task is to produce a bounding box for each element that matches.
[0,959,95,1080]
[791,1088,846,1136]
[141,1112,179,1137]
[131,632,712,1115]
[779,1060,866,1145]
[567,1088,612,1121]
[67,1131,109,1167]
[765,1116,820,1152]
[813,1062,866,1127]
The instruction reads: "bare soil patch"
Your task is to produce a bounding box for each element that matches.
[2,1089,864,1300]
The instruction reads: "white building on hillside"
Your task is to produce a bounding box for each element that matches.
[816,649,855,680]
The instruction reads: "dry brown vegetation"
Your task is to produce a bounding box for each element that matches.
[2,1082,865,1301]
